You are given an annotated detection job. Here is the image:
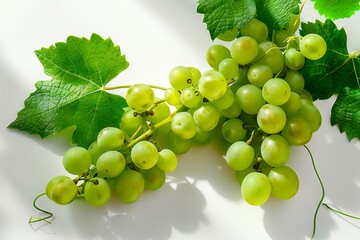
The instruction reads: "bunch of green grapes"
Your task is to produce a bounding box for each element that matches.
[45,16,327,209]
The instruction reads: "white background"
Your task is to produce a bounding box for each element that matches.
[1,0,360,240]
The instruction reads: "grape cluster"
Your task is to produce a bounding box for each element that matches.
[45,15,327,208]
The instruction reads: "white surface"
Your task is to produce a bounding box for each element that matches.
[1,1,360,240]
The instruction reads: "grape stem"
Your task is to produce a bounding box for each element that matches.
[323,203,360,220]
[102,84,167,91]
[28,193,53,224]
[304,145,325,240]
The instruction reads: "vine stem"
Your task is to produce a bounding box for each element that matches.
[304,145,325,240]
[28,193,53,224]
[102,84,167,91]
[323,203,360,220]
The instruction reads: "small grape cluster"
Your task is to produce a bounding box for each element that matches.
[45,15,327,209]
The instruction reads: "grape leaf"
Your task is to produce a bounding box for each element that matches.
[197,0,257,40]
[312,0,360,20]
[254,0,300,32]
[8,33,128,148]
[299,19,359,100]
[331,87,360,141]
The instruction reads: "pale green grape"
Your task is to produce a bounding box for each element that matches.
[115,170,145,204]
[84,178,111,206]
[120,108,145,136]
[299,89,313,102]
[180,88,203,109]
[169,66,193,90]
[297,99,322,132]
[139,166,166,191]
[262,78,291,105]
[268,166,299,200]
[284,48,305,70]
[284,70,305,94]
[212,87,235,110]
[193,102,220,131]
[131,141,159,170]
[198,70,227,101]
[218,58,239,80]
[206,44,231,70]
[299,33,327,60]
[147,101,171,124]
[241,172,271,206]
[230,36,259,65]
[240,18,268,43]
[235,165,255,185]
[63,147,92,175]
[236,84,265,114]
[156,148,178,172]
[261,134,290,167]
[217,26,238,41]
[88,141,105,165]
[220,100,241,118]
[257,104,287,134]
[221,118,247,143]
[171,112,197,139]
[126,83,155,112]
[165,87,181,106]
[97,127,126,151]
[255,41,284,73]
[166,130,192,154]
[193,127,214,145]
[273,29,291,48]
[46,176,77,205]
[96,151,126,178]
[281,116,312,145]
[188,66,201,86]
[280,92,302,116]
[247,63,273,87]
[225,141,254,170]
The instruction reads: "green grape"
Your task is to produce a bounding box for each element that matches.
[299,89,313,101]
[281,116,312,145]
[280,92,302,116]
[126,83,155,112]
[300,33,327,60]
[284,70,305,94]
[188,66,201,86]
[46,176,77,205]
[180,88,203,109]
[147,101,171,124]
[193,102,220,131]
[297,99,322,132]
[273,29,291,48]
[156,148,178,172]
[97,127,126,151]
[193,127,214,145]
[217,26,238,41]
[206,44,231,70]
[241,172,271,206]
[84,178,111,206]
[236,84,265,115]
[198,70,227,101]
[88,141,105,165]
[96,151,126,178]
[131,141,159,170]
[240,18,268,43]
[166,130,192,154]
[139,166,166,191]
[63,147,92,175]
[165,87,181,106]
[247,63,273,87]
[220,100,241,118]
[115,170,145,204]
[211,87,235,110]
[225,141,254,170]
[221,118,247,143]
[268,166,299,200]
[261,134,290,167]
[120,108,145,136]
[262,78,291,105]
[218,58,239,80]
[255,41,284,73]
[169,66,193,90]
[284,48,305,70]
[235,165,255,186]
[171,112,197,139]
[230,36,259,65]
[257,104,287,134]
